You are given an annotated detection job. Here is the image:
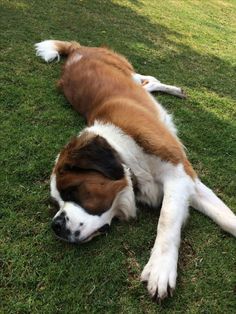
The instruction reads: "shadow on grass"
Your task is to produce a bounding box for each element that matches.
[1,1,235,246]
[1,1,236,312]
[1,0,235,199]
[1,0,235,99]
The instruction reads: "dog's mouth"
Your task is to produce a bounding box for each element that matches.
[79,231,101,243]
[79,224,110,243]
[54,224,111,244]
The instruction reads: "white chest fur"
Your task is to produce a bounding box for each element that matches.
[86,121,171,208]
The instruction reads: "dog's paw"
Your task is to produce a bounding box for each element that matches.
[169,87,187,99]
[141,252,177,302]
[178,88,187,99]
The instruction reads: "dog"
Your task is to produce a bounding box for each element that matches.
[35,40,236,301]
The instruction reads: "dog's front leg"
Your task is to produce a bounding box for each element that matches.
[141,168,193,301]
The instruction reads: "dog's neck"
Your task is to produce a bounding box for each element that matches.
[85,121,164,208]
[84,120,150,176]
[83,120,141,184]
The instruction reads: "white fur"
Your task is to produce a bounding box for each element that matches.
[50,119,236,299]
[50,174,64,207]
[132,73,160,86]
[86,123,192,298]
[147,93,178,135]
[55,202,114,243]
[84,121,236,299]
[35,40,60,62]
[48,90,236,299]
[132,73,186,98]
[191,179,236,237]
[132,75,178,135]
[114,166,137,220]
[66,53,82,66]
[88,122,194,299]
[141,164,193,299]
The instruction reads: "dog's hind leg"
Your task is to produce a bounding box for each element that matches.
[133,73,186,98]
[191,179,236,237]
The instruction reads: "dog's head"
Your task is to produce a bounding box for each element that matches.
[50,131,136,243]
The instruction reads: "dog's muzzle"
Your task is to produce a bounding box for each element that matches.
[51,213,71,240]
[51,212,111,243]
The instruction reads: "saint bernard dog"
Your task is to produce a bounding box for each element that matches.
[35,40,236,301]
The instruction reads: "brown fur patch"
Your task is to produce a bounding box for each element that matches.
[54,133,128,215]
[56,170,127,215]
[55,41,196,179]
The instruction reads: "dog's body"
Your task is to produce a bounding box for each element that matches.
[35,40,236,301]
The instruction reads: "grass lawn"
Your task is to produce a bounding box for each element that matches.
[1,0,236,312]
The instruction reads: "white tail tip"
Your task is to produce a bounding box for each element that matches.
[35,40,60,62]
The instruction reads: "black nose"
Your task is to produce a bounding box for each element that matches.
[51,215,66,236]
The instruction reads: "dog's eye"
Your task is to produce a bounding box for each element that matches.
[60,187,77,202]
[63,164,74,172]
[58,168,65,175]
[58,164,73,175]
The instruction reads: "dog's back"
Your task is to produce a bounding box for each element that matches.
[39,41,196,177]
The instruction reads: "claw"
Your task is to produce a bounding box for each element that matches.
[152,290,160,303]
[179,89,187,99]
[151,289,169,304]
[167,285,174,297]
[157,296,162,306]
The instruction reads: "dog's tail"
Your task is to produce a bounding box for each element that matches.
[190,179,236,237]
[35,40,81,62]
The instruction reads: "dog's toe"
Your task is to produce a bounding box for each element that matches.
[179,88,187,99]
[142,252,177,302]
[140,262,151,282]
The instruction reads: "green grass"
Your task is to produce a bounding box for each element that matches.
[1,0,236,312]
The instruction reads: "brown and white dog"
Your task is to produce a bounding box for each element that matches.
[35,40,236,301]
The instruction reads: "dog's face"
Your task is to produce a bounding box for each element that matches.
[50,131,136,243]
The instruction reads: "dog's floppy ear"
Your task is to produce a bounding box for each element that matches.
[71,135,124,180]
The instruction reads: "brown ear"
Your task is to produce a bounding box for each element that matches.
[70,135,124,180]
[57,171,128,215]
